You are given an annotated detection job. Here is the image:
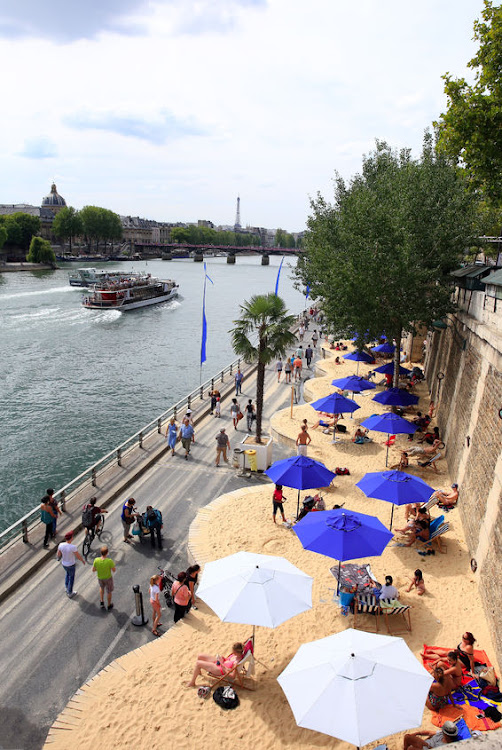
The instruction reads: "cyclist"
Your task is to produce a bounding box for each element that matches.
[82,497,107,537]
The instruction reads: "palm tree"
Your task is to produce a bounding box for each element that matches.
[231,294,297,443]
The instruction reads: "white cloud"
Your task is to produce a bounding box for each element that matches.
[0,0,484,230]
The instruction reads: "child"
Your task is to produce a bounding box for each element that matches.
[214,397,221,418]
[407,569,425,596]
[272,484,287,524]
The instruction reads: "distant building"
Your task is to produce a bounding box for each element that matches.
[0,183,67,242]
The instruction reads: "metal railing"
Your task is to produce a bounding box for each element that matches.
[0,356,242,551]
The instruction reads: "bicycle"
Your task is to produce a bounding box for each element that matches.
[82,515,105,558]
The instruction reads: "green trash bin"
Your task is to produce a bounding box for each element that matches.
[245,449,257,472]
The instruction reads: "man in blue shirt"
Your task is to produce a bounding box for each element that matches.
[235,368,244,395]
[179,419,195,459]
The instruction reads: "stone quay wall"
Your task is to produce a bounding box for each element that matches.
[424,295,502,666]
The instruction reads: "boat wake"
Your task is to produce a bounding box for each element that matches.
[0,286,75,301]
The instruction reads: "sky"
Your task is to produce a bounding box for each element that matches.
[0,0,484,231]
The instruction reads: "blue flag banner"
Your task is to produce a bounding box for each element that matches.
[306,284,310,299]
[274,256,285,296]
[200,263,214,366]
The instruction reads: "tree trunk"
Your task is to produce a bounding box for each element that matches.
[393,331,402,388]
[255,361,265,444]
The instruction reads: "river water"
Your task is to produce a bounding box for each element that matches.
[0,256,304,531]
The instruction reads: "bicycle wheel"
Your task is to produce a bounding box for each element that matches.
[96,515,105,539]
[82,530,92,558]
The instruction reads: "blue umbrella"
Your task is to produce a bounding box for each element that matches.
[331,375,376,392]
[373,362,412,376]
[372,388,419,407]
[265,455,336,519]
[356,470,435,528]
[343,350,374,375]
[372,343,395,354]
[311,393,360,441]
[360,413,417,466]
[294,509,393,593]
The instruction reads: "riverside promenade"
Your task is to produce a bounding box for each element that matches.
[0,339,312,750]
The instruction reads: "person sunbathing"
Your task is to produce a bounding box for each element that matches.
[187,642,244,687]
[406,568,426,596]
[402,519,430,547]
[427,632,476,674]
[312,414,336,430]
[404,721,459,749]
[430,651,463,690]
[425,667,455,711]
[407,439,442,457]
[390,450,409,470]
[430,485,459,509]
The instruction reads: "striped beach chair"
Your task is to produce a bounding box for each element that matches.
[379,599,412,635]
[354,594,381,632]
[417,517,450,554]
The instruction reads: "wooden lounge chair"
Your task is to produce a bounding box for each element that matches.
[205,636,266,691]
[354,594,411,635]
[379,599,412,635]
[417,517,449,554]
[417,451,442,473]
[354,594,381,632]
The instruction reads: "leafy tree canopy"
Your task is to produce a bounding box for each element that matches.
[169,225,261,247]
[27,236,56,264]
[435,1,502,202]
[0,212,41,249]
[296,135,478,378]
[275,228,296,248]
[0,223,7,250]
[80,206,122,246]
[52,207,84,251]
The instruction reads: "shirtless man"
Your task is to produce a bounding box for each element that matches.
[430,484,459,509]
[296,425,311,456]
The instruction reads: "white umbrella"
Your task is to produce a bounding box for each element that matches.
[277,628,432,748]
[196,551,313,630]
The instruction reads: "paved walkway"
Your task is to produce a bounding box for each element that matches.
[0,338,319,750]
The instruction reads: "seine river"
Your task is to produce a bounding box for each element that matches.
[0,256,304,532]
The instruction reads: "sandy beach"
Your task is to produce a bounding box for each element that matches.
[46,348,500,750]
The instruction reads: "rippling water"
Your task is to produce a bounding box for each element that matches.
[0,257,304,531]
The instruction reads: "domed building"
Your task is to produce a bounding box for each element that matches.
[41,183,66,214]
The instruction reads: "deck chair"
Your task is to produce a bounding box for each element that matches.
[383,435,396,447]
[206,637,266,691]
[379,599,412,635]
[417,516,449,553]
[423,494,440,513]
[353,594,381,632]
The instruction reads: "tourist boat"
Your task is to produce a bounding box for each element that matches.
[82,273,179,311]
[69,267,130,287]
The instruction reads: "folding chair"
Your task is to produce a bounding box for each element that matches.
[353,594,381,632]
[417,452,442,473]
[383,435,396,447]
[206,636,267,692]
[417,516,449,554]
[379,599,412,635]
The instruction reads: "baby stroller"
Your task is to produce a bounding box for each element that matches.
[297,496,316,522]
[158,567,177,608]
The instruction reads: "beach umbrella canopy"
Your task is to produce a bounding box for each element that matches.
[311,392,360,416]
[196,551,313,629]
[360,413,417,467]
[277,628,433,748]
[265,455,336,518]
[372,342,396,354]
[344,350,374,363]
[372,388,419,407]
[356,470,435,528]
[331,375,376,392]
[373,362,412,376]
[294,508,392,564]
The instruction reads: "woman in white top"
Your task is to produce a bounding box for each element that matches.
[379,575,399,601]
[149,574,162,636]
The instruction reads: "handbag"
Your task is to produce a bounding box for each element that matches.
[236,411,244,421]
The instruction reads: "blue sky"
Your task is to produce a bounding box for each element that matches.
[0,0,484,231]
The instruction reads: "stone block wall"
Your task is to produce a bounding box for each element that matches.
[425,312,502,666]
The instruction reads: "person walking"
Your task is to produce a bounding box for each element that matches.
[171,571,191,623]
[214,396,221,418]
[215,428,231,467]
[185,409,195,443]
[149,574,162,636]
[272,484,287,524]
[179,418,194,460]
[92,545,116,610]
[296,424,311,456]
[284,358,292,383]
[121,497,138,543]
[57,531,85,598]
[312,330,318,348]
[234,368,244,395]
[245,399,255,432]
[276,359,283,382]
[298,323,305,342]
[305,344,313,368]
[40,495,56,549]
[293,355,303,381]
[230,398,241,430]
[166,417,178,456]
[210,388,220,415]
[144,505,163,549]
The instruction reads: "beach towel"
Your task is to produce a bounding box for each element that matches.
[330,563,381,592]
[431,704,500,732]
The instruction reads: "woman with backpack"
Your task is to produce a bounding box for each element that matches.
[185,564,201,611]
[171,571,191,623]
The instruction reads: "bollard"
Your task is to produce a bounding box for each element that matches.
[22,519,28,544]
[220,370,224,382]
[211,378,214,392]
[199,385,203,400]
[117,447,122,467]
[187,395,191,410]
[60,490,66,512]
[157,417,162,434]
[229,363,233,376]
[91,468,97,487]
[139,432,143,449]
[131,584,149,626]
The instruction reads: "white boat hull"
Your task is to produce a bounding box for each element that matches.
[83,289,178,311]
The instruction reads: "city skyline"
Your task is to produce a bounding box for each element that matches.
[0,0,483,231]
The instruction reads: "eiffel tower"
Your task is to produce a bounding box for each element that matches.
[234,196,241,231]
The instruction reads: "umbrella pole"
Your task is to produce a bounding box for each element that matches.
[390,503,395,530]
[337,560,341,596]
[296,489,300,520]
[386,442,389,467]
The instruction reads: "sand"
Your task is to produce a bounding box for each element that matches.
[46,347,500,750]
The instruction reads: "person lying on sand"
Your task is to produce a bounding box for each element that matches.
[187,643,244,687]
[312,414,336,431]
[407,439,442,457]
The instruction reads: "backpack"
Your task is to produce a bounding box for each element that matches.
[146,509,161,528]
[82,504,93,527]
[213,686,239,710]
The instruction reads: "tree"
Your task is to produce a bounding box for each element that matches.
[435,1,502,202]
[0,223,7,251]
[80,206,122,252]
[52,207,84,254]
[11,212,41,250]
[230,294,296,443]
[27,236,56,264]
[296,135,477,385]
